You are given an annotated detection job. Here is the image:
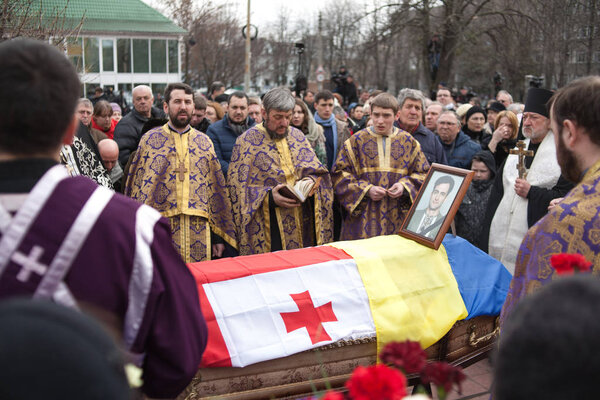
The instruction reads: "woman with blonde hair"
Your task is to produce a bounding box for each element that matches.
[291,99,327,166]
[205,101,224,123]
[486,110,519,167]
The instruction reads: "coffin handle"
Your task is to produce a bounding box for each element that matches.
[468,317,500,347]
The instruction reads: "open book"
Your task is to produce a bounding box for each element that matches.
[278,177,321,203]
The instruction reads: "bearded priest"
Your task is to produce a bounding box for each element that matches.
[125,83,236,262]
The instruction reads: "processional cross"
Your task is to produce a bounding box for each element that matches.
[509,141,534,179]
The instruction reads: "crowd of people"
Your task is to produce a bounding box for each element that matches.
[74,74,571,275]
[2,38,600,399]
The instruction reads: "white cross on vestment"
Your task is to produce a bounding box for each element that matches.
[11,246,48,282]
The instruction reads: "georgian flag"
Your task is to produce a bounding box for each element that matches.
[189,246,375,368]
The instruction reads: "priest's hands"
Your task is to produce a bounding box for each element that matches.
[514,178,531,198]
[548,197,564,211]
[272,184,301,208]
[387,182,405,198]
[368,186,387,201]
[212,243,225,258]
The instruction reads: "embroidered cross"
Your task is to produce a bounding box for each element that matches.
[509,140,534,179]
[175,161,188,182]
[11,246,48,282]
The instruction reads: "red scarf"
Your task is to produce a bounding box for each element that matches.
[91,118,118,140]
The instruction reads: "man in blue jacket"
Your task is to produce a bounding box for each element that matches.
[206,91,256,175]
[436,110,481,169]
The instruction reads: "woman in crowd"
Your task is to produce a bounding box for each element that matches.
[486,110,519,167]
[455,150,496,249]
[291,99,327,166]
[462,106,491,147]
[205,101,224,123]
[110,102,122,123]
[90,100,117,140]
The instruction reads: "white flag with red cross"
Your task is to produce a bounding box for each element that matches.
[189,245,375,368]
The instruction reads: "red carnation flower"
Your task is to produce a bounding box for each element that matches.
[550,253,592,275]
[322,390,344,400]
[379,340,427,374]
[421,361,466,394]
[346,364,407,400]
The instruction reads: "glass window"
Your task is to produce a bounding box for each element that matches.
[168,40,179,73]
[152,83,166,98]
[117,84,132,110]
[83,38,99,73]
[151,39,167,73]
[67,37,83,73]
[133,39,149,73]
[117,39,131,73]
[102,39,114,72]
[84,83,100,97]
[118,83,132,93]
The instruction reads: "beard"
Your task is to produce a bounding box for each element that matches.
[556,131,580,183]
[523,125,547,142]
[264,117,289,140]
[169,109,192,129]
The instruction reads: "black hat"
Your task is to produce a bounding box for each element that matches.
[524,88,553,118]
[0,300,130,399]
[486,101,506,113]
[465,106,486,122]
[472,150,496,180]
[214,93,229,103]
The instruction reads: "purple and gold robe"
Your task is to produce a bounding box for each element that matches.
[500,159,600,324]
[228,124,334,255]
[125,124,236,262]
[332,127,429,240]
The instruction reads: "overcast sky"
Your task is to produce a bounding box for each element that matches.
[143,0,326,33]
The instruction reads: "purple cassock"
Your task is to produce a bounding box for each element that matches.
[0,164,207,398]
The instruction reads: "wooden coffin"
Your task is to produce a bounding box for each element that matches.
[178,315,499,400]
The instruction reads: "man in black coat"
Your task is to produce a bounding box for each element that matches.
[114,85,165,167]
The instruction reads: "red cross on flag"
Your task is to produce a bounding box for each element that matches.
[280,290,338,344]
[191,246,375,368]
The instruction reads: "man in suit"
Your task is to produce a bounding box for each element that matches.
[407,174,454,238]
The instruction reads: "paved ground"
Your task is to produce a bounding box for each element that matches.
[407,358,493,400]
[432,358,493,400]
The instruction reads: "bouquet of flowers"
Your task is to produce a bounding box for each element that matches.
[550,253,592,275]
[319,340,465,400]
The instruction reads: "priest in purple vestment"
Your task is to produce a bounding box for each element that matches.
[0,39,207,399]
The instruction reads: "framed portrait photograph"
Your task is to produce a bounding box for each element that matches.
[400,163,474,250]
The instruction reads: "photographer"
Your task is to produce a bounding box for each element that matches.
[332,66,358,107]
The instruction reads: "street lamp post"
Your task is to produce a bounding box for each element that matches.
[244,0,251,92]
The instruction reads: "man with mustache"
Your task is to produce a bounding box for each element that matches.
[206,91,256,176]
[481,88,573,274]
[125,83,236,262]
[500,76,600,323]
[228,87,334,254]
